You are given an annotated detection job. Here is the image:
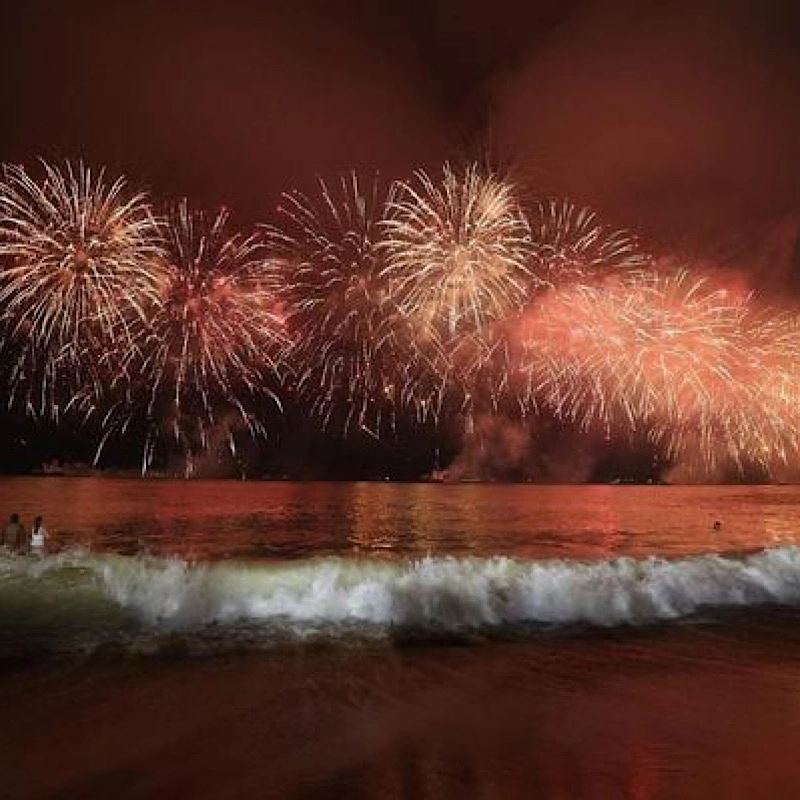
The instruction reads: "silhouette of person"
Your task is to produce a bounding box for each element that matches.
[3,513,26,551]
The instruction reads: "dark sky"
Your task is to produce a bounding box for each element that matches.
[3,0,800,287]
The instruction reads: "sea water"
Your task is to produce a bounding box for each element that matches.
[4,478,800,798]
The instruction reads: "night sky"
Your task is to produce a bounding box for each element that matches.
[3,0,799,280]
[2,0,800,477]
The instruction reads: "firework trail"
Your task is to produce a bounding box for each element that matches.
[518,269,800,476]
[264,174,439,436]
[0,161,165,421]
[100,201,288,476]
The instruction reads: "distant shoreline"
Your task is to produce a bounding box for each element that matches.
[3,470,794,486]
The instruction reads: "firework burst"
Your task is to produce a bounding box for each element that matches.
[382,164,535,341]
[101,201,288,475]
[518,269,800,476]
[500,198,648,420]
[0,160,165,420]
[265,174,435,435]
[529,199,647,287]
[5,157,800,480]
[379,164,538,422]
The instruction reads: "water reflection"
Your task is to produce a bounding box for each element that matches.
[1,477,799,561]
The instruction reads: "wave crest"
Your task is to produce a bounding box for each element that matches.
[5,546,800,634]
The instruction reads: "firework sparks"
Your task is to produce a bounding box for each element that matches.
[382,164,535,340]
[379,164,539,423]
[265,173,437,435]
[518,269,800,476]
[0,160,165,421]
[529,199,647,287]
[4,158,800,480]
[101,201,288,476]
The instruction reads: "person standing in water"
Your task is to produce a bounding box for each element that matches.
[3,513,26,551]
[30,516,47,552]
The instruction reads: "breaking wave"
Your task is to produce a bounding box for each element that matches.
[3,546,800,650]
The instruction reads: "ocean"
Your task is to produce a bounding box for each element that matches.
[3,477,800,798]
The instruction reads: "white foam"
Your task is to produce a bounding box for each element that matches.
[83,546,800,630]
[5,546,800,634]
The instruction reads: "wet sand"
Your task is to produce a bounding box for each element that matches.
[6,617,800,799]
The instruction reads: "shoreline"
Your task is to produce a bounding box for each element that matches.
[6,621,800,799]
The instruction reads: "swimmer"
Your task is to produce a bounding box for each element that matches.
[3,513,26,551]
[30,516,47,552]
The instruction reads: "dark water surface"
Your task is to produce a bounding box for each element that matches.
[3,478,800,798]
[2,477,798,559]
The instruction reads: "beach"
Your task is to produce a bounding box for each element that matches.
[3,478,800,798]
[7,619,800,799]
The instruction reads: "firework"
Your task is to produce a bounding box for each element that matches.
[518,269,800,476]
[264,174,437,435]
[101,201,288,475]
[502,198,648,418]
[382,164,535,341]
[5,156,800,480]
[0,160,165,420]
[378,164,541,423]
[529,199,647,287]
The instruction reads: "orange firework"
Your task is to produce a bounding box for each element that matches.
[518,269,800,476]
[529,199,647,287]
[382,164,535,341]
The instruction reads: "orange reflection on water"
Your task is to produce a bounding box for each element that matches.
[2,478,800,561]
